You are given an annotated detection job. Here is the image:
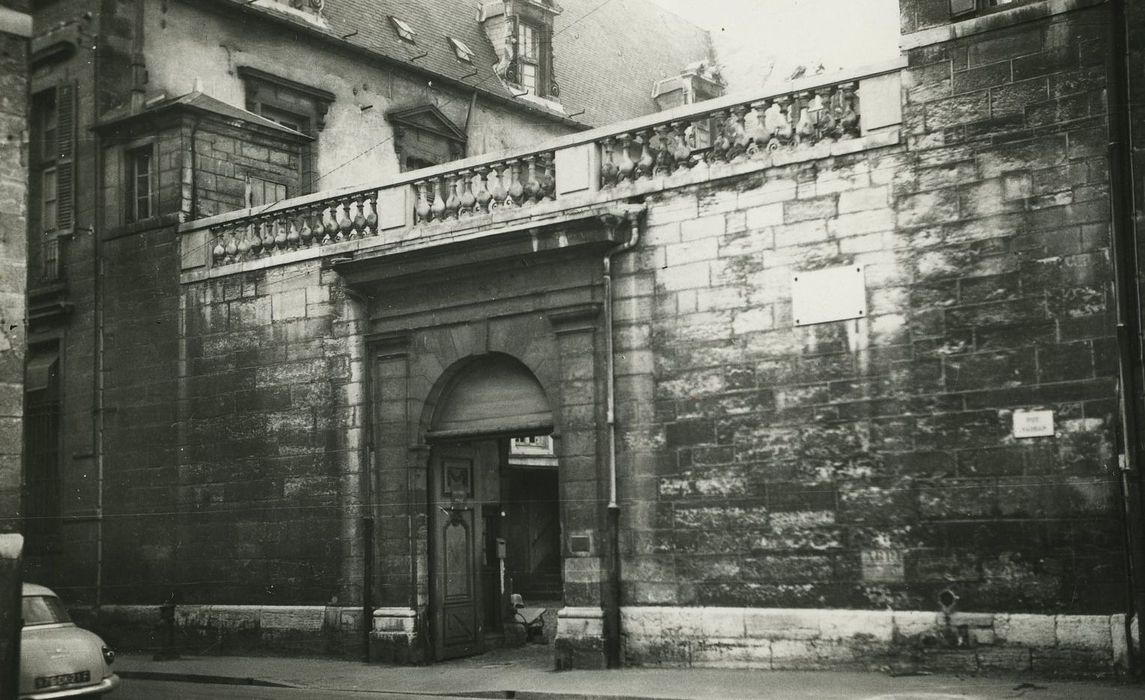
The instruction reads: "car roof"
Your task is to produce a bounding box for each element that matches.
[22,583,57,597]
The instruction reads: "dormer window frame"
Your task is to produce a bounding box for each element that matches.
[448,36,475,63]
[509,11,556,99]
[390,16,417,43]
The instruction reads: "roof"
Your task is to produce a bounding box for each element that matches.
[552,0,716,125]
[96,91,312,138]
[23,583,57,597]
[207,0,713,128]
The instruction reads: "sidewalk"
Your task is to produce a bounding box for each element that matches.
[114,645,1145,699]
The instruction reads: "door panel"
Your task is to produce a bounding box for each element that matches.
[431,445,488,660]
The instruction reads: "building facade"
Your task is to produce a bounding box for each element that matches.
[19,0,1145,679]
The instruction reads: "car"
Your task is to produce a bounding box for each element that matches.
[19,583,119,698]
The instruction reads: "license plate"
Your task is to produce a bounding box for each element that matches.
[34,670,90,689]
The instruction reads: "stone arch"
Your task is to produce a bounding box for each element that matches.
[420,352,555,441]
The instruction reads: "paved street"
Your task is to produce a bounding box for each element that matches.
[112,647,1145,700]
[113,678,475,699]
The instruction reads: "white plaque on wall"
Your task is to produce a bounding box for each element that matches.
[791,265,866,326]
[1012,409,1054,438]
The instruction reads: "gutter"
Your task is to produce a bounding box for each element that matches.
[599,202,644,669]
[1107,0,1144,676]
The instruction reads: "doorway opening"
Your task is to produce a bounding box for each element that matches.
[426,354,562,661]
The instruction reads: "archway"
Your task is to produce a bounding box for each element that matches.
[426,354,561,660]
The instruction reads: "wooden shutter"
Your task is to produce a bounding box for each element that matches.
[55,82,76,231]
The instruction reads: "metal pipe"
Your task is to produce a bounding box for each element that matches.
[1106,0,1144,675]
[600,203,643,669]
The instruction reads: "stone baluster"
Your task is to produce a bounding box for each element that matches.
[727,106,750,160]
[490,164,508,210]
[248,219,263,257]
[653,125,675,176]
[600,136,619,187]
[364,192,378,235]
[746,100,771,157]
[540,152,556,200]
[322,204,338,244]
[634,130,655,180]
[707,110,732,164]
[299,209,315,247]
[838,82,859,137]
[274,216,288,250]
[225,227,240,264]
[773,95,794,147]
[260,215,276,255]
[212,227,226,265]
[524,155,542,203]
[474,166,492,212]
[415,181,432,224]
[814,88,835,140]
[459,170,476,216]
[431,177,446,221]
[286,213,301,249]
[671,122,692,172]
[237,224,253,261]
[506,159,524,207]
[445,175,461,219]
[617,133,636,184]
[795,91,815,145]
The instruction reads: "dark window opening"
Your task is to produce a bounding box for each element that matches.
[24,355,61,555]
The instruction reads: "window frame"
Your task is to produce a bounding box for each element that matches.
[124,143,155,224]
[950,0,1022,18]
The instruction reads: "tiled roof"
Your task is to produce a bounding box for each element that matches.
[553,0,716,126]
[96,91,311,137]
[211,0,712,128]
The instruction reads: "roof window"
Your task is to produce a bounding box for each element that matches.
[389,16,416,42]
[448,37,474,63]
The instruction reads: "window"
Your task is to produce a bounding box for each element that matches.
[517,20,539,93]
[448,36,474,63]
[248,177,288,208]
[31,86,74,282]
[125,145,153,223]
[951,0,1018,17]
[390,15,416,42]
[258,104,309,133]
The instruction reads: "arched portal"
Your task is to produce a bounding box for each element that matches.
[426,354,561,660]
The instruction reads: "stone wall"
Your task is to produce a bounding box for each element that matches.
[0,4,28,692]
[607,0,1124,675]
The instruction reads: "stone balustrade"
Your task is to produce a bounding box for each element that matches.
[181,59,903,275]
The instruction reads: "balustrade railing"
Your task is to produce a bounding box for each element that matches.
[600,83,859,189]
[185,62,900,273]
[210,188,379,266]
[410,151,556,225]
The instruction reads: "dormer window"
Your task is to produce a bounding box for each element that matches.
[448,37,474,63]
[390,16,416,42]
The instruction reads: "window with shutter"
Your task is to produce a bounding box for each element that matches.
[54,82,75,232]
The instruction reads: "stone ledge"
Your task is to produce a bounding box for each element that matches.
[619,606,1126,675]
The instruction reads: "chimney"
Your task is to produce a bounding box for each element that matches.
[652,61,725,112]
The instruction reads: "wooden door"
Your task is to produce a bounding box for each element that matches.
[430,444,487,660]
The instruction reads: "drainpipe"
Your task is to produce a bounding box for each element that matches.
[600,203,643,669]
[1107,0,1144,676]
[91,15,105,612]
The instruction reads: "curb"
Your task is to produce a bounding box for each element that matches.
[117,670,296,688]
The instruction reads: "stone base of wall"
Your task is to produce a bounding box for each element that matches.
[555,606,607,669]
[621,607,1128,678]
[83,604,364,658]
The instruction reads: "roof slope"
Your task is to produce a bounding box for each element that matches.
[213,0,712,128]
[552,0,715,126]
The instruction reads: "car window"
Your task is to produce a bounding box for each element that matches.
[22,595,72,625]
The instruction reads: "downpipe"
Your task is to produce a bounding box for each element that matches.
[1107,0,1144,677]
[600,203,644,669]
